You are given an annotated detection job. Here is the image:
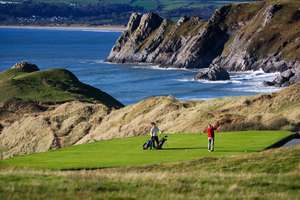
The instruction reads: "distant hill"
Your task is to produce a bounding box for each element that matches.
[0,62,123,108]
[0,0,254,25]
[1,0,255,10]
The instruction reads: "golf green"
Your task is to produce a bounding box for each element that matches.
[0,131,291,170]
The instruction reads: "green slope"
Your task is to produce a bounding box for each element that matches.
[0,144,299,200]
[0,67,123,108]
[0,131,291,170]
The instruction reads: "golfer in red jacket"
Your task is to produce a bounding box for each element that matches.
[207,123,218,152]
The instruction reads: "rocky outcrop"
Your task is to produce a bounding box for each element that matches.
[108,0,300,85]
[195,66,230,81]
[264,67,300,87]
[107,12,164,63]
[107,8,231,68]
[206,1,300,85]
[262,4,283,27]
[11,61,39,72]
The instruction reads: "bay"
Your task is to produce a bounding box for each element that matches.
[0,27,280,105]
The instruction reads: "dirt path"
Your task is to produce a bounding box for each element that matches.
[282,138,300,147]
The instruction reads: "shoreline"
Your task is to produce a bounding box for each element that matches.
[0,25,126,32]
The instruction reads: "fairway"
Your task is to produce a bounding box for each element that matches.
[0,131,291,170]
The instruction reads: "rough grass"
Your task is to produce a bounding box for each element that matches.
[0,68,123,108]
[0,131,291,170]
[0,144,299,200]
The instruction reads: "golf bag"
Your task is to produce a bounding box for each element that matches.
[143,139,153,150]
[157,135,168,149]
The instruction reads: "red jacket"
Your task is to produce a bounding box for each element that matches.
[207,127,215,138]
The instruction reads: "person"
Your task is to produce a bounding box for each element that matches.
[150,122,160,148]
[51,133,61,149]
[206,123,219,152]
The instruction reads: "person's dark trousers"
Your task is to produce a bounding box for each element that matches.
[208,137,215,151]
[151,136,159,148]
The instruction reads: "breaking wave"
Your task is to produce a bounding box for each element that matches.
[132,65,197,71]
[79,59,104,64]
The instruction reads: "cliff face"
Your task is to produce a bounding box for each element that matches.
[107,11,228,68]
[213,2,300,71]
[107,0,300,85]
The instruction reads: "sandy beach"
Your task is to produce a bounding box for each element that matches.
[0,25,126,32]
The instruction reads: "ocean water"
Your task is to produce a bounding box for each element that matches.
[0,27,281,105]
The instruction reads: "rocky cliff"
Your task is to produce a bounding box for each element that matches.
[107,12,223,69]
[107,0,300,85]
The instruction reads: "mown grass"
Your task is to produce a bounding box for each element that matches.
[0,131,291,170]
[0,144,299,200]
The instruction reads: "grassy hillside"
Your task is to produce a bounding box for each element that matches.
[0,142,299,199]
[0,0,255,25]
[0,131,291,170]
[0,67,123,108]
[221,0,300,61]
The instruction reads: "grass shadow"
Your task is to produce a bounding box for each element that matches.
[161,147,206,150]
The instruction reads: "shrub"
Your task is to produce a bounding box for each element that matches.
[267,117,290,130]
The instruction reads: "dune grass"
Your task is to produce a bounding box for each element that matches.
[0,131,291,170]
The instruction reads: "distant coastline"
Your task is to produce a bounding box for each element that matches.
[0,24,126,32]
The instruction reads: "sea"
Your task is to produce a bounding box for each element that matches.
[0,27,281,105]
